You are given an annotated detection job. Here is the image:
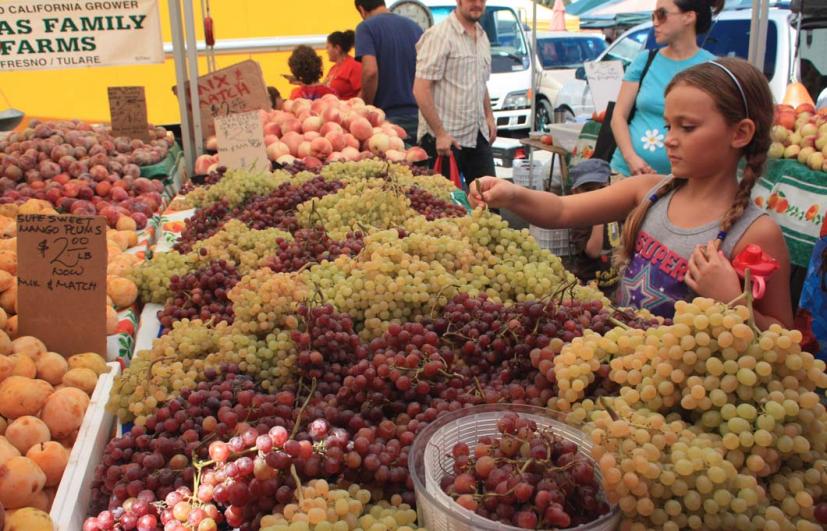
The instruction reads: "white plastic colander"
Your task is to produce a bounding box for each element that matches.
[408,404,621,531]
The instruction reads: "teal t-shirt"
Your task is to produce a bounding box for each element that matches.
[610,49,715,176]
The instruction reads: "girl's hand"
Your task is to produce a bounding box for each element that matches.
[685,241,742,303]
[627,154,654,176]
[469,177,518,209]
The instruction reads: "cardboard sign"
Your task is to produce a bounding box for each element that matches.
[0,0,164,72]
[585,60,624,114]
[174,60,271,140]
[108,86,150,141]
[215,110,269,171]
[17,215,107,357]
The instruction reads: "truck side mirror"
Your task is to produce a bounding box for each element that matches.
[575,67,586,80]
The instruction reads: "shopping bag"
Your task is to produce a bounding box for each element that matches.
[434,152,463,189]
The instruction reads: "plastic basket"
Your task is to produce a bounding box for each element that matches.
[530,225,574,257]
[512,159,547,190]
[409,404,621,531]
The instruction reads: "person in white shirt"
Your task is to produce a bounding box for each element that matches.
[413,0,497,186]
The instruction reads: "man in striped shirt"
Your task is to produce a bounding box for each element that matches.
[413,0,497,187]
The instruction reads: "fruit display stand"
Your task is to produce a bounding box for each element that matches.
[752,158,826,268]
[77,116,827,529]
[49,362,121,531]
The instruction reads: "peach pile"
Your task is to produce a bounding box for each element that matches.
[769,103,827,172]
[197,95,428,173]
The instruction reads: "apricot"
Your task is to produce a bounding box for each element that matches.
[0,377,53,419]
[26,441,68,487]
[11,337,46,361]
[34,353,68,387]
[0,456,46,509]
[106,306,118,335]
[116,216,137,231]
[40,388,89,439]
[0,436,20,466]
[8,355,35,379]
[0,357,12,384]
[67,353,107,376]
[0,271,12,293]
[5,417,50,454]
[0,309,7,334]
[107,277,137,309]
[3,506,53,530]
[0,252,15,276]
[5,315,17,339]
[62,368,97,395]
[0,284,16,315]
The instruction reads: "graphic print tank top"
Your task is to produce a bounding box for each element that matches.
[618,180,766,318]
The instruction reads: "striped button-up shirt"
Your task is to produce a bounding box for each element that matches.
[415,11,491,148]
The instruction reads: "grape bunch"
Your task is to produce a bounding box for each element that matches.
[442,412,610,529]
[157,260,241,335]
[129,251,196,304]
[173,200,234,254]
[260,481,422,531]
[183,168,291,210]
[84,490,164,531]
[94,367,295,514]
[404,185,466,220]
[235,177,345,232]
[266,228,364,274]
[291,303,365,395]
[568,298,827,530]
[179,166,228,196]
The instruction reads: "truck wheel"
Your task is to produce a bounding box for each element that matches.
[535,98,554,132]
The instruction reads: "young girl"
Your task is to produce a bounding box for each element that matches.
[470,57,793,330]
[288,46,336,101]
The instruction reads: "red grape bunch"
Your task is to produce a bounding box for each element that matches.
[266,228,364,274]
[442,412,610,529]
[157,260,241,335]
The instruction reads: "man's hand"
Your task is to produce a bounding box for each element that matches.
[487,115,497,144]
[436,132,461,157]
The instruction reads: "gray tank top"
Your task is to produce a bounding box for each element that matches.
[618,179,766,318]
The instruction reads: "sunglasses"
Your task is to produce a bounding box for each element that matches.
[651,7,682,22]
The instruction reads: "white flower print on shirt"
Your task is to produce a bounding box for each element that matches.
[641,129,665,152]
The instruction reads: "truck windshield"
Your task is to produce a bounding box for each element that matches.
[430,5,530,73]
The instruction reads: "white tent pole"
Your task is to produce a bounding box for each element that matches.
[183,0,204,155]
[169,0,195,174]
[528,0,538,190]
[529,0,539,133]
[747,0,769,71]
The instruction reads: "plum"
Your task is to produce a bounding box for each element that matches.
[130,212,148,229]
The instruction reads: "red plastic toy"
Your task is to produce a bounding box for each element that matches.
[732,244,780,300]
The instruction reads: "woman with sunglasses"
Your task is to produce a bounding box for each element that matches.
[610,0,724,177]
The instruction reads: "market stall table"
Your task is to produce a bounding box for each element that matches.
[520,137,571,192]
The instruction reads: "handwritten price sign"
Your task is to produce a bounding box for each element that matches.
[17,215,107,356]
[215,110,269,171]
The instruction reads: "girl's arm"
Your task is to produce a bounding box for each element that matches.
[741,217,794,329]
[610,82,652,175]
[470,174,661,229]
[585,225,604,258]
